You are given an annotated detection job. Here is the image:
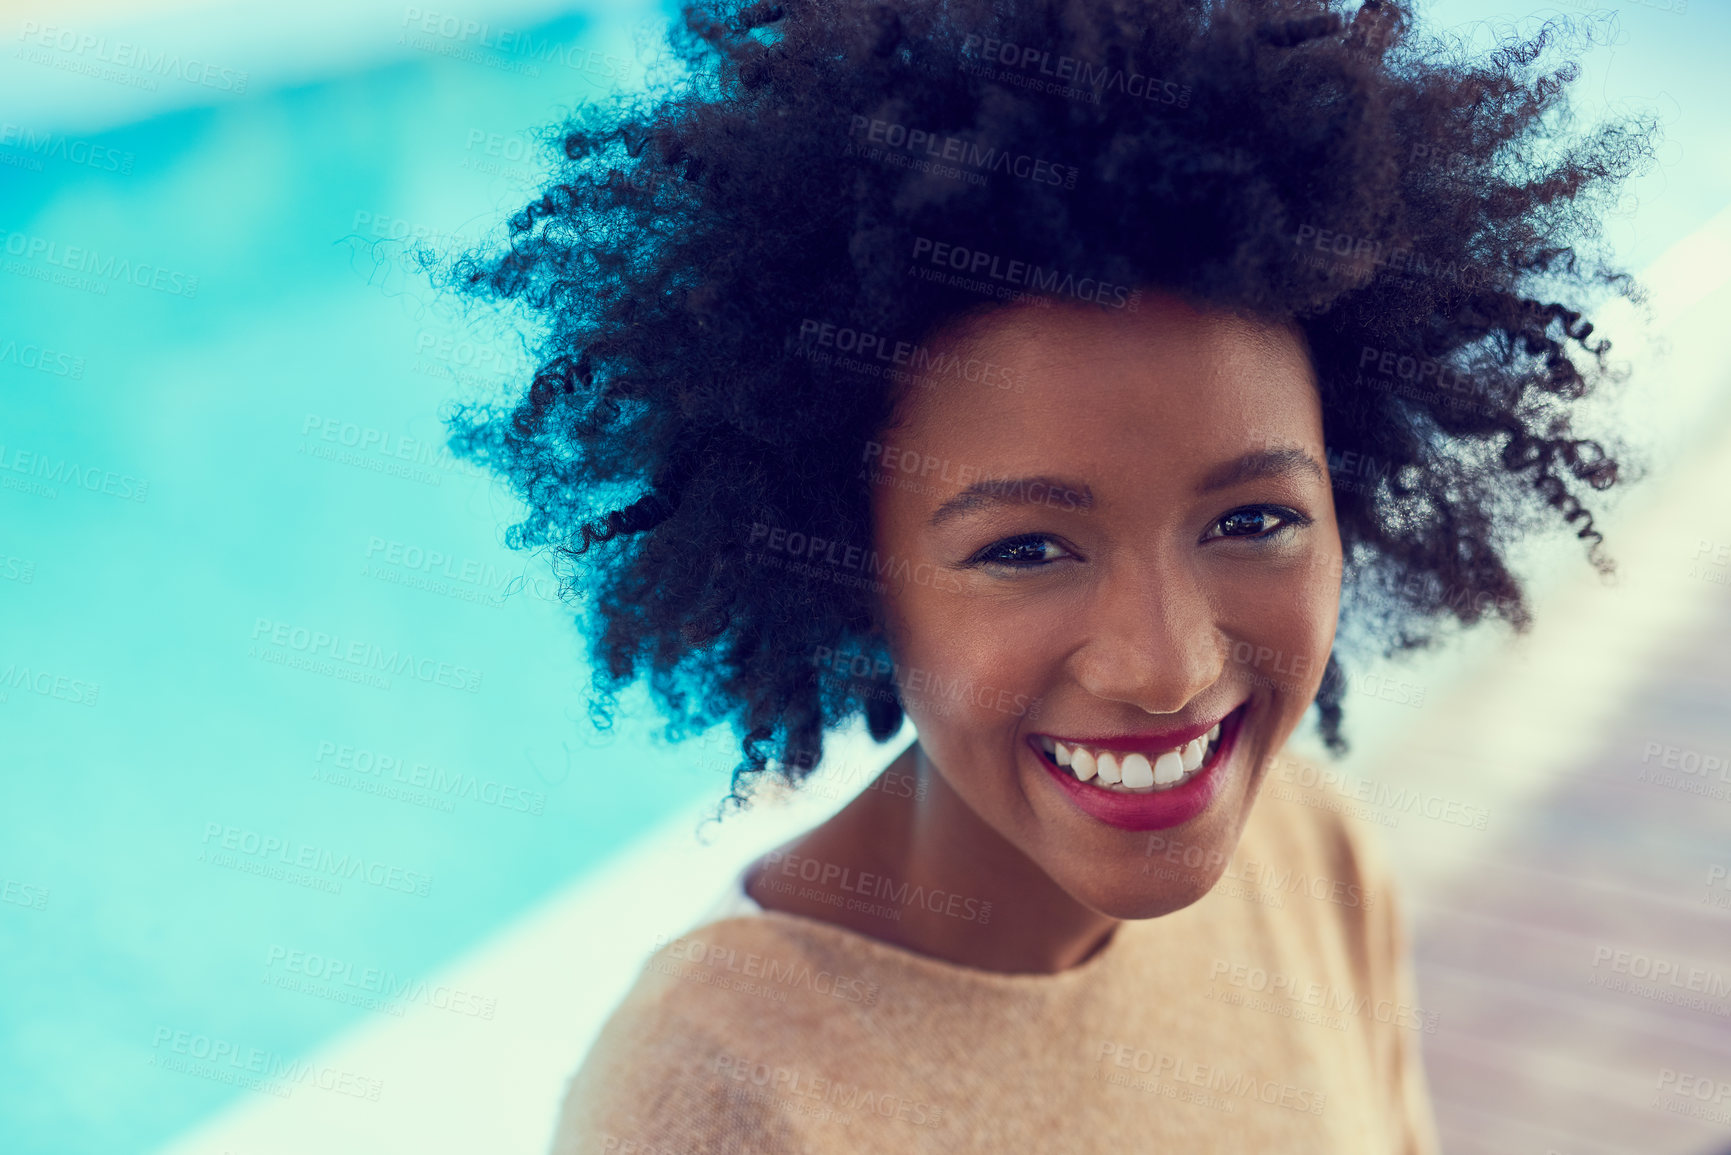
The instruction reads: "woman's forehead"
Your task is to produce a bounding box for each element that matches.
[891,295,1319,438]
[923,293,1302,372]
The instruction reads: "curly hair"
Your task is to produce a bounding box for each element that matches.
[442,0,1655,812]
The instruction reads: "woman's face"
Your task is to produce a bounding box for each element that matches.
[868,291,1341,921]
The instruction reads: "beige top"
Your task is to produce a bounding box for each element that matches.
[550,759,1442,1154]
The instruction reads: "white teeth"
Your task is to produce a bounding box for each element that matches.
[1070,746,1097,781]
[1120,752,1154,789]
[1040,715,1233,795]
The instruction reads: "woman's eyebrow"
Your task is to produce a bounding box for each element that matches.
[928,475,1096,527]
[926,450,1323,527]
[1196,447,1326,494]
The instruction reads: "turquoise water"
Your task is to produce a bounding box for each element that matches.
[2,3,1727,1153]
[0,10,741,1155]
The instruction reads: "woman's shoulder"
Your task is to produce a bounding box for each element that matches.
[549,914,841,1154]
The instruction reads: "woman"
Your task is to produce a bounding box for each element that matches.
[444,0,1650,1149]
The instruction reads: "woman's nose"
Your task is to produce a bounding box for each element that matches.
[1068,556,1224,716]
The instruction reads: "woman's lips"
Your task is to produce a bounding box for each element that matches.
[1037,715,1222,755]
[1028,702,1248,832]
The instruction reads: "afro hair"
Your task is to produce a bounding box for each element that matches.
[443,0,1656,813]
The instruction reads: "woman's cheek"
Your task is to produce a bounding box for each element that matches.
[890,599,1043,734]
[1295,549,1343,696]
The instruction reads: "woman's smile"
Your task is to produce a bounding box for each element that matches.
[1022,701,1248,831]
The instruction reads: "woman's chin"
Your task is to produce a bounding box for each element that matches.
[1070,870,1226,922]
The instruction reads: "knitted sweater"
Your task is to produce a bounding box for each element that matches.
[550,763,1442,1154]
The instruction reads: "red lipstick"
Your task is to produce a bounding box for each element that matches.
[1029,716,1221,756]
[1028,703,1247,832]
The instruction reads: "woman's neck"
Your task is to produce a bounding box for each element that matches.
[745,741,1119,974]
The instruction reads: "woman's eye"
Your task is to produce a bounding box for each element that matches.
[970,534,1073,568]
[1205,506,1308,542]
